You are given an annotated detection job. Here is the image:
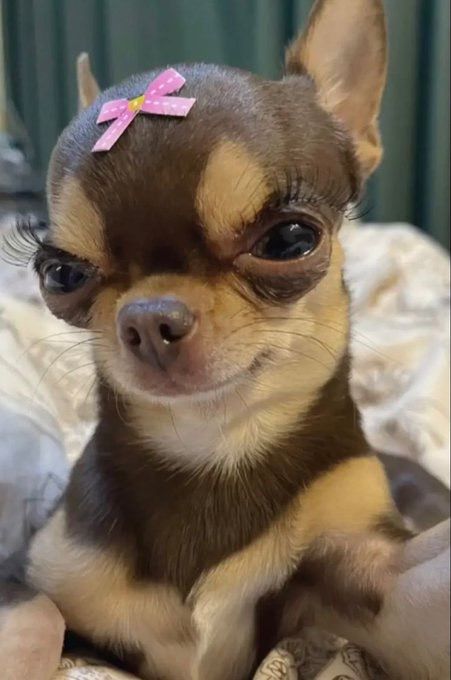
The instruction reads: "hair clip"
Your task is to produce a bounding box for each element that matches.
[92,68,196,153]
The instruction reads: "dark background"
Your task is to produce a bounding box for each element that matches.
[1,0,449,246]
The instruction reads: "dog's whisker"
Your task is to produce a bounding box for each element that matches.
[112,388,127,428]
[19,330,101,360]
[76,374,99,409]
[31,338,101,396]
[169,405,184,449]
[51,360,98,388]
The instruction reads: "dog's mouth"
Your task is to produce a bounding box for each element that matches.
[115,349,272,402]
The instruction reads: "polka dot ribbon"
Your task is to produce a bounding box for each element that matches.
[92,68,196,153]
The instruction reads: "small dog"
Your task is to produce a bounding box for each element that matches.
[1,1,449,679]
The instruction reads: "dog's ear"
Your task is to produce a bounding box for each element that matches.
[76,53,100,110]
[286,0,387,177]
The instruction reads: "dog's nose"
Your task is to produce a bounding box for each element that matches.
[118,297,196,368]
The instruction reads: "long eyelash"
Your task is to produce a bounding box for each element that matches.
[1,216,46,268]
[271,166,361,215]
[345,193,373,222]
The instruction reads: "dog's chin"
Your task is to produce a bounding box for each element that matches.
[108,352,268,407]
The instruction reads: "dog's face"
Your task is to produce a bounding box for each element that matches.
[35,0,387,408]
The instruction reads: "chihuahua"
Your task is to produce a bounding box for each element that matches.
[1,1,449,679]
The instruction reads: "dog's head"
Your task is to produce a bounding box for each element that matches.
[31,0,387,414]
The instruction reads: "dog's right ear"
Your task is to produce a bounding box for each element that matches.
[76,53,100,110]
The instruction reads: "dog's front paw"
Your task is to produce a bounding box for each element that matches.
[0,591,65,680]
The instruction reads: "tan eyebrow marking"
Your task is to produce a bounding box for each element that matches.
[49,177,108,270]
[196,140,271,244]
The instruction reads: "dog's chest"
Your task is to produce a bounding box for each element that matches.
[122,574,297,680]
[29,510,299,680]
[133,587,259,680]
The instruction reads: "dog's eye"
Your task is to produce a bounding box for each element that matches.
[252,222,319,261]
[42,261,91,294]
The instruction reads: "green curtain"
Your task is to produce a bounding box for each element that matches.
[2,0,449,246]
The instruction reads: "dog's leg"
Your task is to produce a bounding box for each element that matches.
[0,581,65,680]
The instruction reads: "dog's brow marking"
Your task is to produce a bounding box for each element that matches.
[196,140,270,242]
[49,177,107,269]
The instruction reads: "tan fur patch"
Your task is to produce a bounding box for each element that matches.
[300,456,393,540]
[196,140,270,245]
[28,511,196,680]
[49,178,108,270]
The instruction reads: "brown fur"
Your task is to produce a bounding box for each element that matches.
[196,140,271,243]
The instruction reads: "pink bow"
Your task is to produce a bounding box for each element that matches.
[92,68,196,153]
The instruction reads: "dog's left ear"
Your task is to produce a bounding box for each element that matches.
[286,0,387,177]
[76,52,100,110]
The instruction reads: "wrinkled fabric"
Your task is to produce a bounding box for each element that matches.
[342,223,450,487]
[0,221,449,679]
